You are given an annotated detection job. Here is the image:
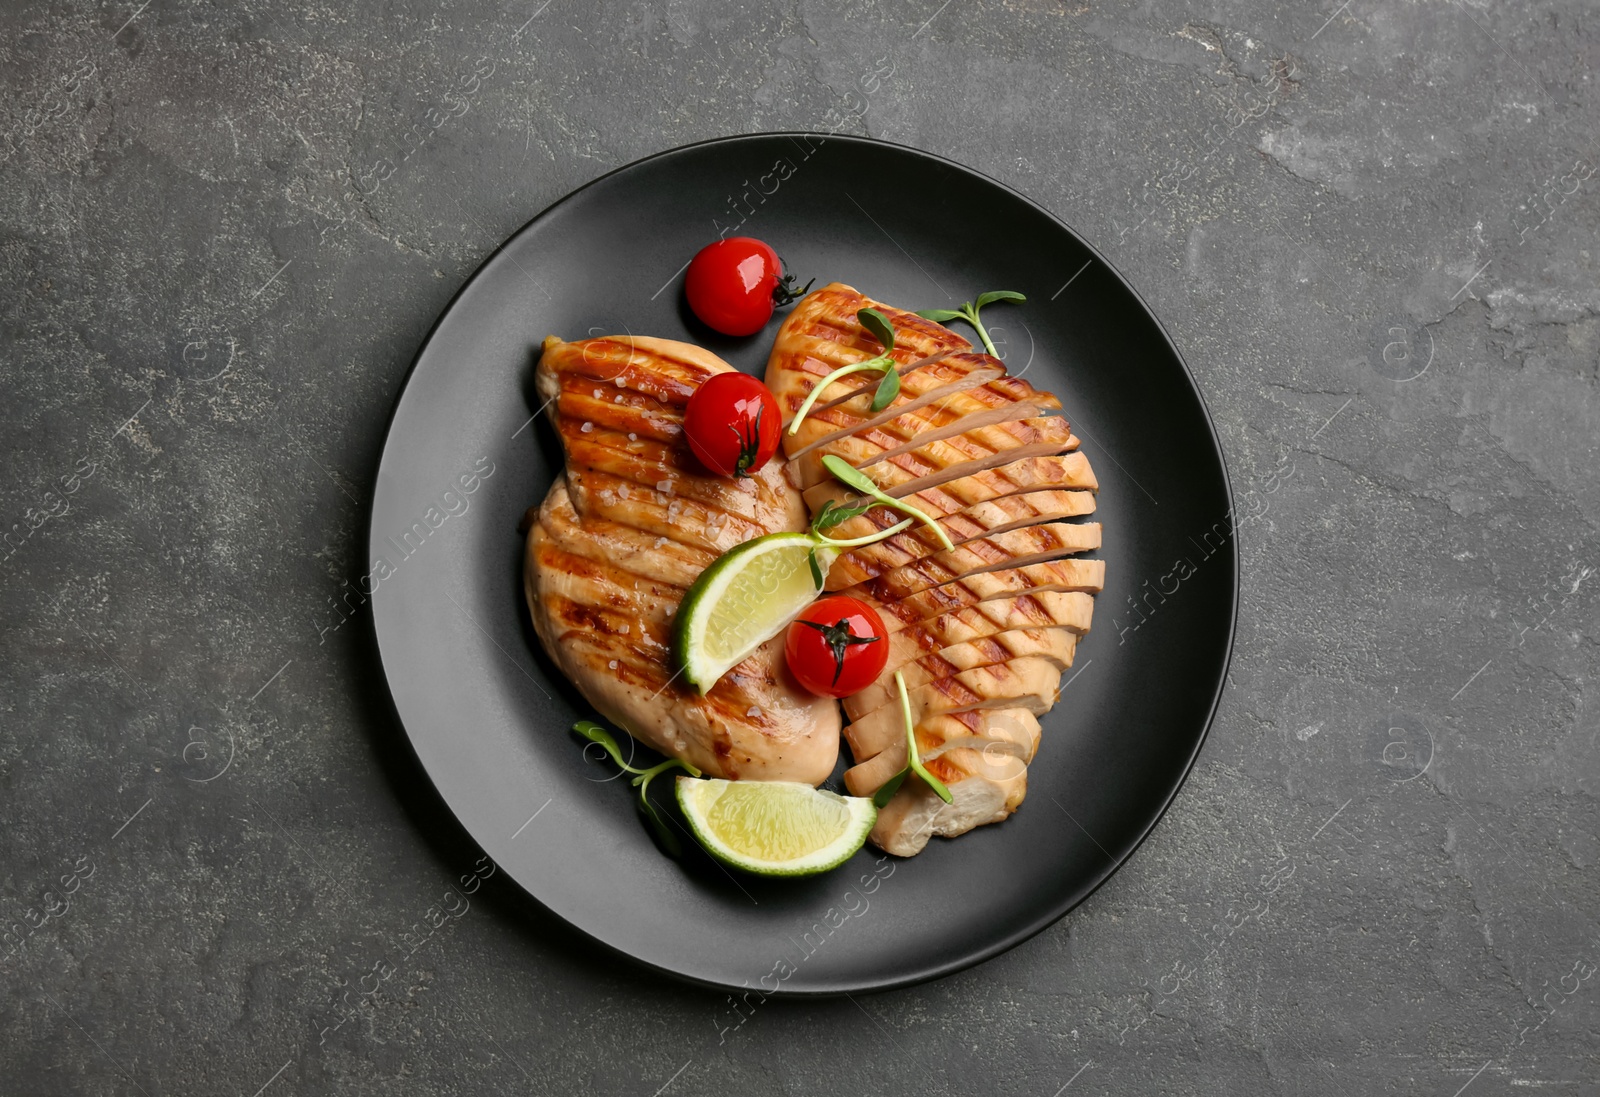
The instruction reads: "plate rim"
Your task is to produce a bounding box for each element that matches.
[368,130,1240,996]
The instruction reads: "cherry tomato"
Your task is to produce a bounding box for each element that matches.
[785,595,889,698]
[683,372,782,478]
[684,237,811,336]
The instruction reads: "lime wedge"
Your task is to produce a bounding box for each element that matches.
[675,777,876,876]
[671,531,837,693]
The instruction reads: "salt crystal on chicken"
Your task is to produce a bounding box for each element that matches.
[580,421,593,433]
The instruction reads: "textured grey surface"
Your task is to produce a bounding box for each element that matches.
[2,0,1598,1093]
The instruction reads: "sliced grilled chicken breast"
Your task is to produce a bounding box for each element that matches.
[764,284,1105,854]
[526,334,839,784]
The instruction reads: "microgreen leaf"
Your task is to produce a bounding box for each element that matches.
[870,367,900,411]
[785,356,893,437]
[974,290,1026,308]
[811,515,915,549]
[574,720,701,857]
[917,290,1025,357]
[898,670,953,804]
[819,455,954,551]
[811,498,878,533]
[573,720,646,775]
[872,768,908,809]
[808,546,825,589]
[821,454,888,497]
[857,307,895,351]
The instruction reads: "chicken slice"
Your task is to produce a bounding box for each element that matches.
[868,748,1030,857]
[888,454,1101,510]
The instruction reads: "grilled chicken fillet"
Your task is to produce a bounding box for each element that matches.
[526,334,840,784]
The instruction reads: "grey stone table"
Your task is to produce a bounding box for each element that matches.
[3,0,1597,1093]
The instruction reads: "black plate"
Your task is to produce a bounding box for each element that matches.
[369,133,1236,995]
